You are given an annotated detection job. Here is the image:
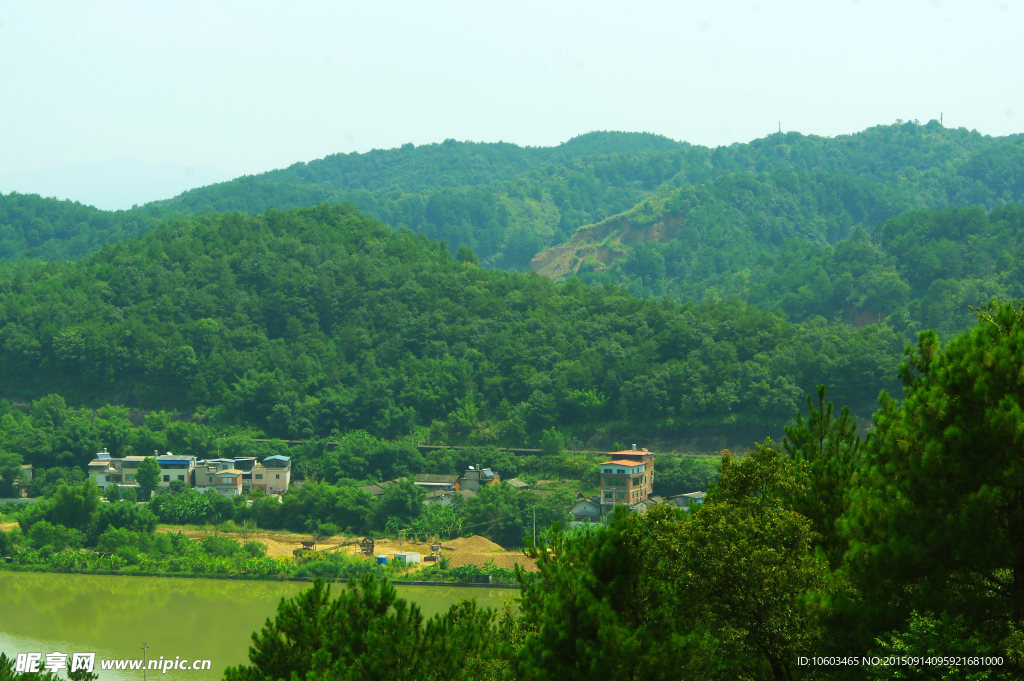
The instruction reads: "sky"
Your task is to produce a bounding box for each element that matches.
[0,0,1022,209]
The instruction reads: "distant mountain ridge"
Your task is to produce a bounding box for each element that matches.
[3,121,1023,282]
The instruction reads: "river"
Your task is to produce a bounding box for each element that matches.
[0,572,516,681]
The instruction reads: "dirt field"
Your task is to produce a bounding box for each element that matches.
[0,522,18,532]
[155,527,538,570]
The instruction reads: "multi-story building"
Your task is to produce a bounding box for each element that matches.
[599,445,655,515]
[155,454,196,488]
[118,455,147,487]
[87,450,120,492]
[115,452,196,491]
[87,450,290,498]
[460,464,499,492]
[260,455,291,494]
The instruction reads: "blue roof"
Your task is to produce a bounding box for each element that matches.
[263,455,290,462]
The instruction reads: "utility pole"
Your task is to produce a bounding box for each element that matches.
[532,506,537,546]
[141,643,148,681]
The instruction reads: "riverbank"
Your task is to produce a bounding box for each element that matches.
[0,563,522,587]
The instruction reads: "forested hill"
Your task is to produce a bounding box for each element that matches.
[0,203,903,443]
[151,121,1023,270]
[534,124,1024,338]
[0,192,160,261]
[7,121,1022,273]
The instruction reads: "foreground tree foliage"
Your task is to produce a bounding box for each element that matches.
[514,442,828,681]
[783,385,862,569]
[224,575,502,681]
[844,299,1024,650]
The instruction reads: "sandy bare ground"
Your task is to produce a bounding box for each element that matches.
[155,527,537,570]
[0,522,18,532]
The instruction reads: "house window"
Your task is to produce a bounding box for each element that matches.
[616,491,625,500]
[163,475,170,482]
[632,478,640,486]
[255,474,263,479]
[105,475,111,482]
[177,475,184,481]
[276,474,280,479]
[126,475,135,481]
[604,492,613,501]
[603,468,612,474]
[616,469,625,474]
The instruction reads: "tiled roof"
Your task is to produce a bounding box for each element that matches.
[505,477,529,489]
[669,491,707,500]
[360,480,398,497]
[414,474,459,484]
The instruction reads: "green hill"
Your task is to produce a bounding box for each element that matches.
[535,122,1024,338]
[11,121,1020,275]
[0,203,903,444]
[0,192,159,261]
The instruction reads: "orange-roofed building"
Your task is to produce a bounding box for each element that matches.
[599,444,655,515]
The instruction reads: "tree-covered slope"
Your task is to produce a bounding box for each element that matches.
[538,123,1024,336]
[11,121,1020,274]
[0,192,159,261]
[0,204,903,443]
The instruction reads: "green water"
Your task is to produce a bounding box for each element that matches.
[0,572,516,681]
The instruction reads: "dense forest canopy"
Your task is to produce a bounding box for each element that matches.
[574,199,1024,339]
[5,121,1023,273]
[0,193,159,261]
[0,203,903,443]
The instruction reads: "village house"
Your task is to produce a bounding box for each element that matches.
[194,463,244,496]
[599,445,655,515]
[569,496,601,520]
[87,450,120,492]
[155,453,196,488]
[261,455,292,494]
[413,473,460,493]
[422,488,477,506]
[668,491,706,511]
[459,464,499,492]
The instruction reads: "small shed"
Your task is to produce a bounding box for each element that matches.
[668,491,706,511]
[393,552,422,565]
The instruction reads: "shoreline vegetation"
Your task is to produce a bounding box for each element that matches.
[0,563,521,588]
[0,519,530,586]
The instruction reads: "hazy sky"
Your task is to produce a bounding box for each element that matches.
[1,0,1022,207]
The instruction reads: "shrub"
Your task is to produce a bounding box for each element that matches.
[202,535,241,557]
[27,520,84,551]
[243,541,267,558]
[294,560,339,578]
